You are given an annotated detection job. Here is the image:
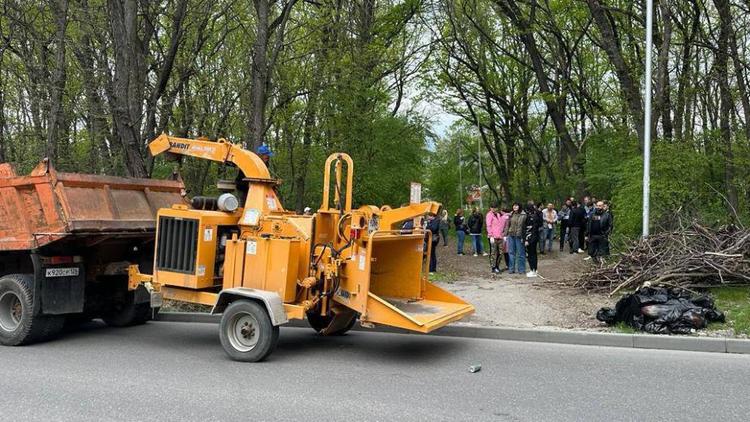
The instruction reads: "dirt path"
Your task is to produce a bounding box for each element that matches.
[433,236,611,330]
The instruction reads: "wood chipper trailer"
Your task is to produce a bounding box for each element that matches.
[0,135,474,361]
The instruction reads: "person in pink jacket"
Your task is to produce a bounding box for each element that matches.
[486,202,509,273]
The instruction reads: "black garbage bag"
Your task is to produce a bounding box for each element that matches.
[596,287,725,334]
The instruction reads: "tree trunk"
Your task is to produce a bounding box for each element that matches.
[654,0,672,140]
[142,0,188,145]
[673,2,699,142]
[0,47,5,163]
[494,0,579,169]
[586,0,645,150]
[248,0,270,150]
[247,0,297,150]
[45,0,69,163]
[713,0,740,213]
[728,19,750,141]
[106,0,148,177]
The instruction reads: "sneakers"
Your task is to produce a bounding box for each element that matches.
[473,253,478,257]
[457,252,465,256]
[491,267,501,274]
[482,252,489,256]
[526,271,537,278]
[577,248,585,253]
[583,256,592,261]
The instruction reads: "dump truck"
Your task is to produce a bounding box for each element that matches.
[0,135,474,361]
[0,159,184,343]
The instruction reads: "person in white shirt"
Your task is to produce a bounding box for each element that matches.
[542,203,558,253]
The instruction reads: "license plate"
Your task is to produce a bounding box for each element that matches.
[45,267,80,278]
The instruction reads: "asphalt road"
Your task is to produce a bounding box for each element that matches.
[1,321,749,422]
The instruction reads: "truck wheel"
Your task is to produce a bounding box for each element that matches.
[102,298,152,327]
[219,300,279,362]
[0,274,64,346]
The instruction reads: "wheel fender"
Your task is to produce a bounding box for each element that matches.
[211,288,288,326]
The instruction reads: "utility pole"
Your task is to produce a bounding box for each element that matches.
[642,0,653,237]
[458,148,464,208]
[477,136,483,210]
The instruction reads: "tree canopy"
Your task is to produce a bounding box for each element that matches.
[1,0,748,237]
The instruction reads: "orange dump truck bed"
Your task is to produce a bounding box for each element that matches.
[0,160,185,251]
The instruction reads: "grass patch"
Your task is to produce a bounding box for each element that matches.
[612,322,637,334]
[710,286,750,336]
[429,271,458,283]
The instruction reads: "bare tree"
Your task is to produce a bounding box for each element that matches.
[713,0,739,212]
[248,0,298,150]
[586,0,645,150]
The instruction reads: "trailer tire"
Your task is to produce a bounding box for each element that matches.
[219,300,279,362]
[0,274,64,346]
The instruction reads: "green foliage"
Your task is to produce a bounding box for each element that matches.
[583,129,639,199]
[425,123,481,213]
[611,142,729,237]
[711,287,750,336]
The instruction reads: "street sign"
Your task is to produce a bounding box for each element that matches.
[466,186,481,204]
[410,182,422,204]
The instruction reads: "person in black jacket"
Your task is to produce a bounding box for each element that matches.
[426,214,441,272]
[467,207,487,256]
[586,201,612,263]
[524,204,542,277]
[453,208,468,255]
[568,201,586,254]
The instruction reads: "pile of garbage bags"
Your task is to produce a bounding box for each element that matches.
[597,286,725,334]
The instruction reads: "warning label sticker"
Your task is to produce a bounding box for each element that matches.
[246,240,257,255]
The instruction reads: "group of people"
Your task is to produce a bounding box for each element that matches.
[447,196,613,277]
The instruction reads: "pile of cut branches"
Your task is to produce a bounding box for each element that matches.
[569,223,750,294]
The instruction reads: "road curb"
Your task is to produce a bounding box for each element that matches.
[155,312,750,355]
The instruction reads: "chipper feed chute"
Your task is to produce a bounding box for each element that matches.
[334,230,474,333]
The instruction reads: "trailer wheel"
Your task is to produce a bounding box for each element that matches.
[219,300,279,362]
[0,274,64,346]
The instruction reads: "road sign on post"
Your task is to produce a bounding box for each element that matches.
[466,186,481,205]
[410,182,422,204]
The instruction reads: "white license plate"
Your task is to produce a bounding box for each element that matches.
[45,267,80,278]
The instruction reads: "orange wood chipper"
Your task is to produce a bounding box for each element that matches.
[0,135,473,361]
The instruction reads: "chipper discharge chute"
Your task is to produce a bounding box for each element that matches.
[129,135,474,361]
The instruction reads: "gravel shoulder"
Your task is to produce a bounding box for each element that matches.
[433,237,611,330]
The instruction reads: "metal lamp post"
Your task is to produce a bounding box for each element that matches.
[642,0,653,238]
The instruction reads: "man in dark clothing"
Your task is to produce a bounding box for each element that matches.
[426,215,441,272]
[453,209,468,255]
[603,200,614,256]
[524,204,542,277]
[586,201,612,263]
[569,202,586,254]
[582,197,594,250]
[467,207,486,256]
[558,201,571,252]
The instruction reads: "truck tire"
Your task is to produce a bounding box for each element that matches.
[307,310,357,336]
[102,294,153,327]
[0,274,64,346]
[219,300,279,362]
